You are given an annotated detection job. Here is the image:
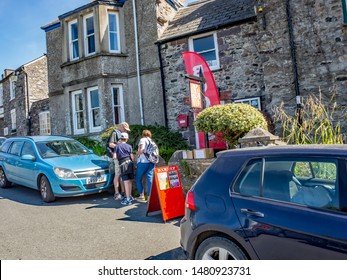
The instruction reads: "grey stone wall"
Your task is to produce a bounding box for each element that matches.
[159,0,347,145]
[29,98,50,135]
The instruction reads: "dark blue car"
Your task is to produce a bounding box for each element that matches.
[180,145,347,259]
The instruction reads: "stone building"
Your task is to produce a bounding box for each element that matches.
[42,0,178,138]
[157,0,347,147]
[0,55,50,137]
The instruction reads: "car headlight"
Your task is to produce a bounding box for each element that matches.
[54,167,77,179]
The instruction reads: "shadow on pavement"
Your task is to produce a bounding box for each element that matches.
[146,247,187,260]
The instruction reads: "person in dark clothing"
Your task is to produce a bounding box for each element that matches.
[114,132,134,205]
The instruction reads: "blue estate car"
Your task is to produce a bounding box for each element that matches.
[180,145,347,260]
[0,136,113,202]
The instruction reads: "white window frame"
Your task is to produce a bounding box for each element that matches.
[71,90,85,135]
[234,97,261,110]
[111,85,125,126]
[3,127,8,136]
[84,13,96,56]
[10,109,16,132]
[87,86,101,133]
[108,11,120,53]
[39,111,51,135]
[68,19,79,61]
[10,76,17,100]
[189,32,220,71]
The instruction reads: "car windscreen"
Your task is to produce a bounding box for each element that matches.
[36,140,91,158]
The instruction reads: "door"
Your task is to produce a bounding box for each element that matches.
[231,157,347,259]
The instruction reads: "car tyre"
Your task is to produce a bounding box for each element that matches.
[0,168,11,188]
[39,175,55,202]
[195,236,248,260]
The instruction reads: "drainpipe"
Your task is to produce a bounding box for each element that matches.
[157,43,168,127]
[21,67,31,135]
[132,0,144,125]
[286,0,302,124]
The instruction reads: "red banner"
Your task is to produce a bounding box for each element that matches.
[182,51,226,149]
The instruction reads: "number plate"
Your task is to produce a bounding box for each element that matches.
[86,176,106,184]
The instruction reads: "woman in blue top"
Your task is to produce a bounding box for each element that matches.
[114,132,134,205]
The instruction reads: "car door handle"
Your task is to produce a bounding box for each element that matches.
[240,208,265,218]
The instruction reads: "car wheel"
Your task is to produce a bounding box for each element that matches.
[39,175,55,202]
[0,168,11,188]
[195,236,248,260]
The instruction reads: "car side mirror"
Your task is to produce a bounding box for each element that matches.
[22,154,36,161]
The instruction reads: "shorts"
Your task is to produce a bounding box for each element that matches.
[114,159,120,176]
[120,173,134,181]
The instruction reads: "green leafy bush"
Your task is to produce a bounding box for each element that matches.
[101,124,190,163]
[194,103,268,147]
[273,93,344,144]
[76,137,105,156]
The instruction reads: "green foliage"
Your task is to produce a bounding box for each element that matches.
[179,160,192,177]
[76,137,105,156]
[274,93,344,144]
[102,124,190,163]
[194,103,268,147]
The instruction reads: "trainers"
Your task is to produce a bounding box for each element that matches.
[129,195,134,202]
[114,193,123,200]
[120,192,126,197]
[121,198,132,205]
[136,194,145,200]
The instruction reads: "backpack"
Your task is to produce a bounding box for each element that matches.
[143,139,159,164]
[106,129,121,158]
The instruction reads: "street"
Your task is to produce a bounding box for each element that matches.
[0,184,186,260]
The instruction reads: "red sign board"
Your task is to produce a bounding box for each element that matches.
[147,165,185,222]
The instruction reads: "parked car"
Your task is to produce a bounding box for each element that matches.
[0,137,6,146]
[0,136,113,202]
[180,145,347,260]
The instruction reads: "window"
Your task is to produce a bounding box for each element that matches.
[10,109,16,132]
[343,0,347,24]
[189,33,219,70]
[112,85,125,125]
[108,12,120,53]
[39,111,51,135]
[10,77,17,100]
[21,142,35,157]
[9,141,23,156]
[3,127,8,136]
[233,158,339,210]
[69,19,79,60]
[84,14,95,56]
[87,87,101,132]
[234,97,261,110]
[71,90,85,135]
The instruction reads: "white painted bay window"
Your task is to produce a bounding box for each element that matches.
[112,85,125,125]
[68,19,79,60]
[84,14,95,56]
[72,90,85,135]
[108,12,120,53]
[87,87,101,132]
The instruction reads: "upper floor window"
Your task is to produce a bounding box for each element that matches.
[108,12,120,53]
[84,14,96,56]
[87,86,101,132]
[189,32,220,70]
[112,85,125,125]
[343,0,347,24]
[39,111,51,135]
[69,19,79,60]
[71,90,85,135]
[10,77,17,100]
[10,109,16,132]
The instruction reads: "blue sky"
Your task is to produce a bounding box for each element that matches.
[0,0,88,74]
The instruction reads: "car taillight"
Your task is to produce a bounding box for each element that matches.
[186,191,196,211]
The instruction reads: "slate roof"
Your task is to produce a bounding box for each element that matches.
[158,0,256,43]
